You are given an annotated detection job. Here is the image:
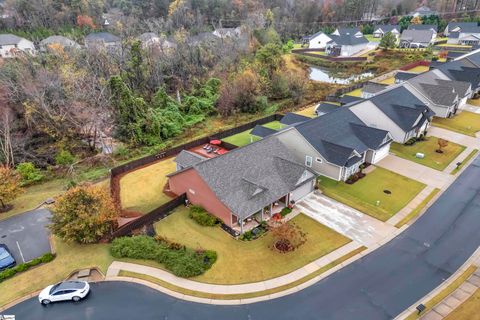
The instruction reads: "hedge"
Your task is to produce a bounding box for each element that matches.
[188,206,219,226]
[110,236,217,278]
[0,253,55,283]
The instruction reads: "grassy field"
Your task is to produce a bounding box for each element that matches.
[407,65,430,73]
[433,111,480,137]
[222,121,282,147]
[120,157,176,213]
[467,98,480,107]
[444,288,480,320]
[390,138,466,171]
[346,88,363,97]
[318,167,426,221]
[451,149,479,175]
[395,188,440,228]
[379,77,396,85]
[365,34,380,42]
[154,207,351,284]
[294,104,317,118]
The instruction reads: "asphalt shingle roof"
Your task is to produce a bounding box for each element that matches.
[374,25,400,33]
[85,32,120,43]
[280,112,311,126]
[336,27,362,35]
[362,82,388,94]
[400,29,435,43]
[316,102,339,115]
[447,22,478,32]
[193,137,315,219]
[293,108,390,166]
[328,34,368,46]
[340,95,364,105]
[0,34,24,45]
[395,71,418,81]
[174,150,206,168]
[250,125,277,138]
[407,24,438,32]
[40,35,79,48]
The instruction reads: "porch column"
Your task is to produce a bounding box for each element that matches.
[260,208,264,221]
[240,218,244,234]
[270,203,273,217]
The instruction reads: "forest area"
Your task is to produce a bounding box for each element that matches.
[0,0,480,189]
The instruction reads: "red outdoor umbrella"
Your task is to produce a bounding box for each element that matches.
[210,139,222,145]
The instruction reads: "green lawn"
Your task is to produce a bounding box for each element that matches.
[395,188,440,228]
[346,88,363,97]
[451,149,479,175]
[365,34,380,42]
[222,121,282,147]
[379,77,396,85]
[433,111,480,137]
[294,104,317,118]
[390,138,466,171]
[407,65,430,73]
[318,167,426,221]
[0,179,66,222]
[154,207,351,284]
[120,157,176,213]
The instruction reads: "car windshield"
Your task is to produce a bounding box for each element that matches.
[49,283,61,294]
[0,249,9,260]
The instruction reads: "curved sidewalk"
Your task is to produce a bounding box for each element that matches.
[106,241,364,295]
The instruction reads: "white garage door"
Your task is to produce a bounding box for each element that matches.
[290,180,314,203]
[373,144,390,163]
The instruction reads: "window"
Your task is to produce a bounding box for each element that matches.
[305,156,313,167]
[315,157,323,163]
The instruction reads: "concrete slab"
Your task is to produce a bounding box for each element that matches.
[432,303,452,317]
[459,282,478,294]
[420,310,443,320]
[376,155,453,189]
[467,274,480,287]
[443,295,462,309]
[451,288,471,301]
[295,192,396,247]
[429,126,480,149]
[0,209,51,263]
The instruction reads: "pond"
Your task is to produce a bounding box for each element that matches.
[309,66,375,84]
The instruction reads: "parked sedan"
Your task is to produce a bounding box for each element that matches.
[0,244,16,271]
[38,281,90,305]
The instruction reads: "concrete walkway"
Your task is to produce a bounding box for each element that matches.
[462,103,480,114]
[443,147,476,174]
[386,185,437,226]
[294,192,396,247]
[376,155,454,189]
[106,241,363,295]
[429,127,480,149]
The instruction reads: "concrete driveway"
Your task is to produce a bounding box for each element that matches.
[428,126,480,147]
[376,154,454,189]
[295,192,396,247]
[0,209,51,263]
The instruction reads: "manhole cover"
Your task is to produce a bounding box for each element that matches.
[1,235,6,238]
[383,190,391,194]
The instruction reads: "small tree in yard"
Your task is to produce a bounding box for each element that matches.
[436,138,449,153]
[50,185,118,243]
[379,32,397,50]
[0,165,24,212]
[269,220,307,253]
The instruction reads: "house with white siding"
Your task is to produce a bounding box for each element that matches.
[302,31,332,49]
[0,34,35,58]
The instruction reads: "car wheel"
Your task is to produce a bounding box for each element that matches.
[72,296,81,302]
[41,299,51,305]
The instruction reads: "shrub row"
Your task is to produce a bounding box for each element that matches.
[188,206,219,226]
[110,236,217,278]
[240,221,269,241]
[0,253,55,283]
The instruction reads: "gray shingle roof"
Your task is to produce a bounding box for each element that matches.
[303,31,328,40]
[374,25,400,33]
[0,34,24,45]
[407,24,438,32]
[193,137,315,219]
[447,22,479,32]
[336,27,361,35]
[328,34,368,46]
[293,108,390,166]
[316,102,339,115]
[280,112,311,126]
[436,79,470,97]
[174,150,206,168]
[250,125,277,138]
[362,82,388,94]
[395,71,418,82]
[85,32,120,43]
[420,83,457,105]
[400,29,435,43]
[340,95,364,105]
[40,35,79,48]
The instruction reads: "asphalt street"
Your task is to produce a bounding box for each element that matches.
[4,156,480,320]
[0,209,51,263]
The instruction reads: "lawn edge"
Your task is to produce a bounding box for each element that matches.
[395,188,441,228]
[450,149,479,175]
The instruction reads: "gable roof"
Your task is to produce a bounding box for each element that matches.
[340,95,364,105]
[304,31,330,41]
[395,71,418,81]
[174,150,206,169]
[0,34,27,45]
[335,27,362,35]
[250,125,277,138]
[293,108,390,166]
[85,32,120,43]
[316,102,339,115]
[407,24,438,32]
[328,34,368,46]
[432,58,480,88]
[362,82,388,95]
[400,29,435,43]
[374,25,400,33]
[193,137,315,219]
[40,35,79,48]
[447,22,478,32]
[280,112,311,126]
[406,70,462,106]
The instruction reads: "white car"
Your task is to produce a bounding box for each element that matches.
[38,281,90,305]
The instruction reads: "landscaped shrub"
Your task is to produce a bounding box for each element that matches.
[110,236,217,278]
[405,137,417,145]
[188,206,219,226]
[55,150,75,166]
[280,207,292,217]
[16,162,44,186]
[0,253,56,283]
[155,235,185,250]
[239,221,269,241]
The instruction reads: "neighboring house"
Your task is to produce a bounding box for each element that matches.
[446,51,465,61]
[325,34,369,56]
[0,34,35,58]
[212,27,241,39]
[373,25,400,38]
[275,108,392,182]
[85,32,121,49]
[399,29,436,48]
[395,71,418,84]
[431,55,480,95]
[168,137,316,233]
[138,32,175,50]
[407,24,438,35]
[39,35,80,52]
[403,69,471,117]
[302,31,332,49]
[188,32,219,45]
[445,22,478,36]
[361,82,388,98]
[349,86,434,143]
[447,25,480,45]
[409,6,438,17]
[315,102,339,116]
[280,113,312,127]
[250,125,277,142]
[332,27,364,37]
